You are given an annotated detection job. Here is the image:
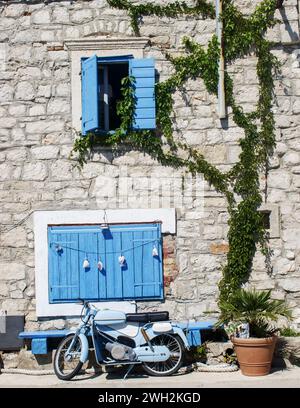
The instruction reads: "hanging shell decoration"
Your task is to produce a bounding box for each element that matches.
[97,260,104,271]
[152,246,159,257]
[118,255,126,266]
[83,258,90,269]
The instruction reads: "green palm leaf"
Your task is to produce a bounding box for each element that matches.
[218,288,292,337]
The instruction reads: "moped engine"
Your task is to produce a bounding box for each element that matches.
[105,342,136,361]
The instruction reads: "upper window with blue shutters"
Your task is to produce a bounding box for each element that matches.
[81,55,156,135]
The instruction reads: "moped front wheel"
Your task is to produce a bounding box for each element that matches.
[54,334,84,380]
[142,334,184,376]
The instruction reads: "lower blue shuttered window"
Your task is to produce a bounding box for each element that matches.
[48,223,163,303]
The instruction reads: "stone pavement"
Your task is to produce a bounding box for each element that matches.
[0,367,299,388]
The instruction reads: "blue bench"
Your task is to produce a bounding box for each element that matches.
[19,320,216,354]
[177,321,216,347]
[19,330,71,354]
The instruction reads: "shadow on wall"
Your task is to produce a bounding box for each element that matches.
[279,7,300,43]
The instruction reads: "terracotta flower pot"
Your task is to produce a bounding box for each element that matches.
[232,336,277,376]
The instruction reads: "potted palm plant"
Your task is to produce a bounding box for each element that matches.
[218,288,292,376]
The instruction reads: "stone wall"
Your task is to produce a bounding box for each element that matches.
[0,0,300,332]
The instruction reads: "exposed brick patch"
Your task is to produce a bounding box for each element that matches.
[210,242,229,254]
[162,234,179,294]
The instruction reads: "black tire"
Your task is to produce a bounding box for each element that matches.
[54,334,84,381]
[142,334,185,377]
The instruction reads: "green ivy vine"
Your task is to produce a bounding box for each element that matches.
[70,0,282,313]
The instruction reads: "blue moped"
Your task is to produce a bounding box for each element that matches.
[53,300,190,380]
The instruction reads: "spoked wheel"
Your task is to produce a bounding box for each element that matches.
[54,334,84,380]
[142,334,184,376]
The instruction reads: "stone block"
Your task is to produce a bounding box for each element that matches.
[189,118,214,130]
[1,299,29,313]
[26,120,64,134]
[172,280,197,300]
[55,83,70,97]
[31,145,59,160]
[53,8,70,23]
[0,263,26,281]
[0,228,27,248]
[57,187,89,200]
[71,9,93,23]
[206,341,233,358]
[10,290,24,299]
[283,151,300,166]
[280,278,300,293]
[0,117,17,129]
[49,161,73,180]
[32,10,51,24]
[190,254,218,272]
[23,162,48,181]
[6,148,27,162]
[273,258,296,275]
[47,50,69,61]
[0,282,9,297]
[4,4,27,17]
[203,225,223,240]
[37,85,51,98]
[8,104,26,117]
[0,84,14,102]
[15,82,35,101]
[47,99,70,115]
[268,171,291,189]
[29,104,46,116]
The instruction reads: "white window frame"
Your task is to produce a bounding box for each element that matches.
[64,38,149,133]
[34,209,176,317]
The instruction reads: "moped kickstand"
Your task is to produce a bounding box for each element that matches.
[123,364,135,380]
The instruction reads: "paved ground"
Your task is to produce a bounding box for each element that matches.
[0,366,300,388]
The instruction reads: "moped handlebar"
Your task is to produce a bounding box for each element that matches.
[76,298,90,307]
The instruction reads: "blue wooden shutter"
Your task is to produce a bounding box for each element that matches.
[81,55,99,135]
[48,227,80,303]
[48,226,102,303]
[129,58,156,130]
[106,223,163,300]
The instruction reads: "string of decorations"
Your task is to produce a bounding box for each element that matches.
[52,239,160,256]
[52,239,161,269]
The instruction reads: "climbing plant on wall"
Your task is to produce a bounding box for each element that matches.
[71,0,282,313]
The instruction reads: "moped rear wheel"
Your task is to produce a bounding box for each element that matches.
[142,334,184,376]
[54,334,84,380]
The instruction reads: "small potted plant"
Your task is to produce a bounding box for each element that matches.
[218,288,292,376]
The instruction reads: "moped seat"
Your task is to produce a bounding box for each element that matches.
[126,311,169,323]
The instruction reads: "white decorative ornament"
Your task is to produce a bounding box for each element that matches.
[97,260,103,271]
[152,246,159,257]
[118,255,126,266]
[83,258,90,269]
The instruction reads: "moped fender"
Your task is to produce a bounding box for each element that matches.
[146,326,190,350]
[78,333,89,363]
[66,330,90,363]
[172,326,190,350]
